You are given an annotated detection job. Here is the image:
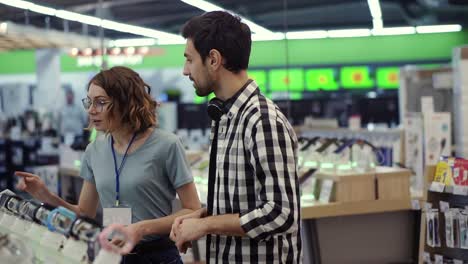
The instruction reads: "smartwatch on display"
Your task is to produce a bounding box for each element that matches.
[34,203,54,226]
[5,195,23,215]
[70,216,101,242]
[0,193,11,209]
[46,206,77,235]
[17,200,41,222]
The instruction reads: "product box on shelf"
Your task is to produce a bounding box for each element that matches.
[313,170,375,203]
[423,112,451,166]
[375,167,411,200]
[433,157,468,186]
[404,113,424,194]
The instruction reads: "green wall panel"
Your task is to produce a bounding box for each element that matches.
[0,50,36,74]
[1,31,467,74]
[250,32,468,66]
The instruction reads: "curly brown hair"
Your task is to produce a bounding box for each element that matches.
[87,66,158,133]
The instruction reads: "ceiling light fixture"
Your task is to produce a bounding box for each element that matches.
[180,0,273,35]
[367,0,382,18]
[327,29,372,38]
[251,32,284,41]
[367,0,383,29]
[109,38,156,47]
[372,26,416,36]
[0,0,463,46]
[286,30,328,40]
[55,10,102,27]
[0,22,7,34]
[0,0,183,42]
[416,24,462,34]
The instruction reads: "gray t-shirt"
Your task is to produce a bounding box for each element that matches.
[80,128,193,224]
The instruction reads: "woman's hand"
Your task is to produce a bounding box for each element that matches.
[99,223,138,255]
[15,171,52,202]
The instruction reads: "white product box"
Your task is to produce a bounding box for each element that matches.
[423,112,451,165]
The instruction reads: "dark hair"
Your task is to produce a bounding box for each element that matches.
[181,11,251,73]
[87,66,157,133]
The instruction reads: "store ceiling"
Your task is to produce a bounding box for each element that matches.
[0,0,467,40]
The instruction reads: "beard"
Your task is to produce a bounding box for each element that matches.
[193,76,215,97]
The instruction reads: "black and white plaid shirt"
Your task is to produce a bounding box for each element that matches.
[207,80,302,263]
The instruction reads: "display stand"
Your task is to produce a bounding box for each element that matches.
[424,191,468,261]
[422,163,468,263]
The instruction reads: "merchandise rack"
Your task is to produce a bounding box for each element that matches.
[424,190,468,261]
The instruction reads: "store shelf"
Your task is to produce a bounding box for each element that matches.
[299,127,403,139]
[424,190,468,261]
[59,167,80,178]
[301,199,412,219]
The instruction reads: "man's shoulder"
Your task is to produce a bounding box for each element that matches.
[241,94,283,123]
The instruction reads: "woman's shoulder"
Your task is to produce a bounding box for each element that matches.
[84,132,109,155]
[152,128,179,144]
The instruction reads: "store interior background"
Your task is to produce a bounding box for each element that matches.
[1,0,468,263]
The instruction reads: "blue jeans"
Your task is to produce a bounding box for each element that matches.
[122,246,183,264]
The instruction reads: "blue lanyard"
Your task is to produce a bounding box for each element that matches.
[111,133,137,207]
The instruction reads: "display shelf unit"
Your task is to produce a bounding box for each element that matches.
[424,190,468,261]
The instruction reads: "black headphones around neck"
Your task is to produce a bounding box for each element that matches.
[207,98,225,122]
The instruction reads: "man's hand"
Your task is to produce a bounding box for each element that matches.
[170,207,206,241]
[174,218,207,254]
[170,207,206,254]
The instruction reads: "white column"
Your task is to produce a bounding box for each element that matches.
[35,49,62,112]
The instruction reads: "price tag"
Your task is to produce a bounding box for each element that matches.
[453,185,468,196]
[319,179,334,203]
[411,199,421,210]
[439,201,450,213]
[423,252,430,263]
[429,182,445,193]
[425,202,433,211]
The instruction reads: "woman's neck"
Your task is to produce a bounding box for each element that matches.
[112,126,153,149]
[111,127,136,148]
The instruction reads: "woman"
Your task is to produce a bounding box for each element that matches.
[16,66,200,263]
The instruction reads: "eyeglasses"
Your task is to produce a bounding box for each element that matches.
[81,98,110,113]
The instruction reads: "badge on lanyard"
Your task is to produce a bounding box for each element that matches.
[103,207,132,226]
[103,133,137,227]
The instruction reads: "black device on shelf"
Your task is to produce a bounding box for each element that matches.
[425,190,468,261]
[177,103,211,129]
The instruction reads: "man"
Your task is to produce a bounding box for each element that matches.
[59,88,87,140]
[170,11,302,263]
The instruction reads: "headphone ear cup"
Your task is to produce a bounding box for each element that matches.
[207,98,224,121]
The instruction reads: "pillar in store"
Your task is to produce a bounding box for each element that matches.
[35,49,61,111]
[453,46,468,157]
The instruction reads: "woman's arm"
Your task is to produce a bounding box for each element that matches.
[16,171,99,218]
[125,182,201,241]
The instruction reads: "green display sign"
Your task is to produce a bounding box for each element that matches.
[305,68,339,91]
[248,70,268,93]
[289,92,303,100]
[340,66,374,89]
[269,68,304,92]
[376,67,399,89]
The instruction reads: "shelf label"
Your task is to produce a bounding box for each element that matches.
[411,199,421,210]
[439,201,450,213]
[429,182,445,193]
[319,179,334,203]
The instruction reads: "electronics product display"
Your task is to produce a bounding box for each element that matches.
[0,189,122,264]
[426,159,468,262]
